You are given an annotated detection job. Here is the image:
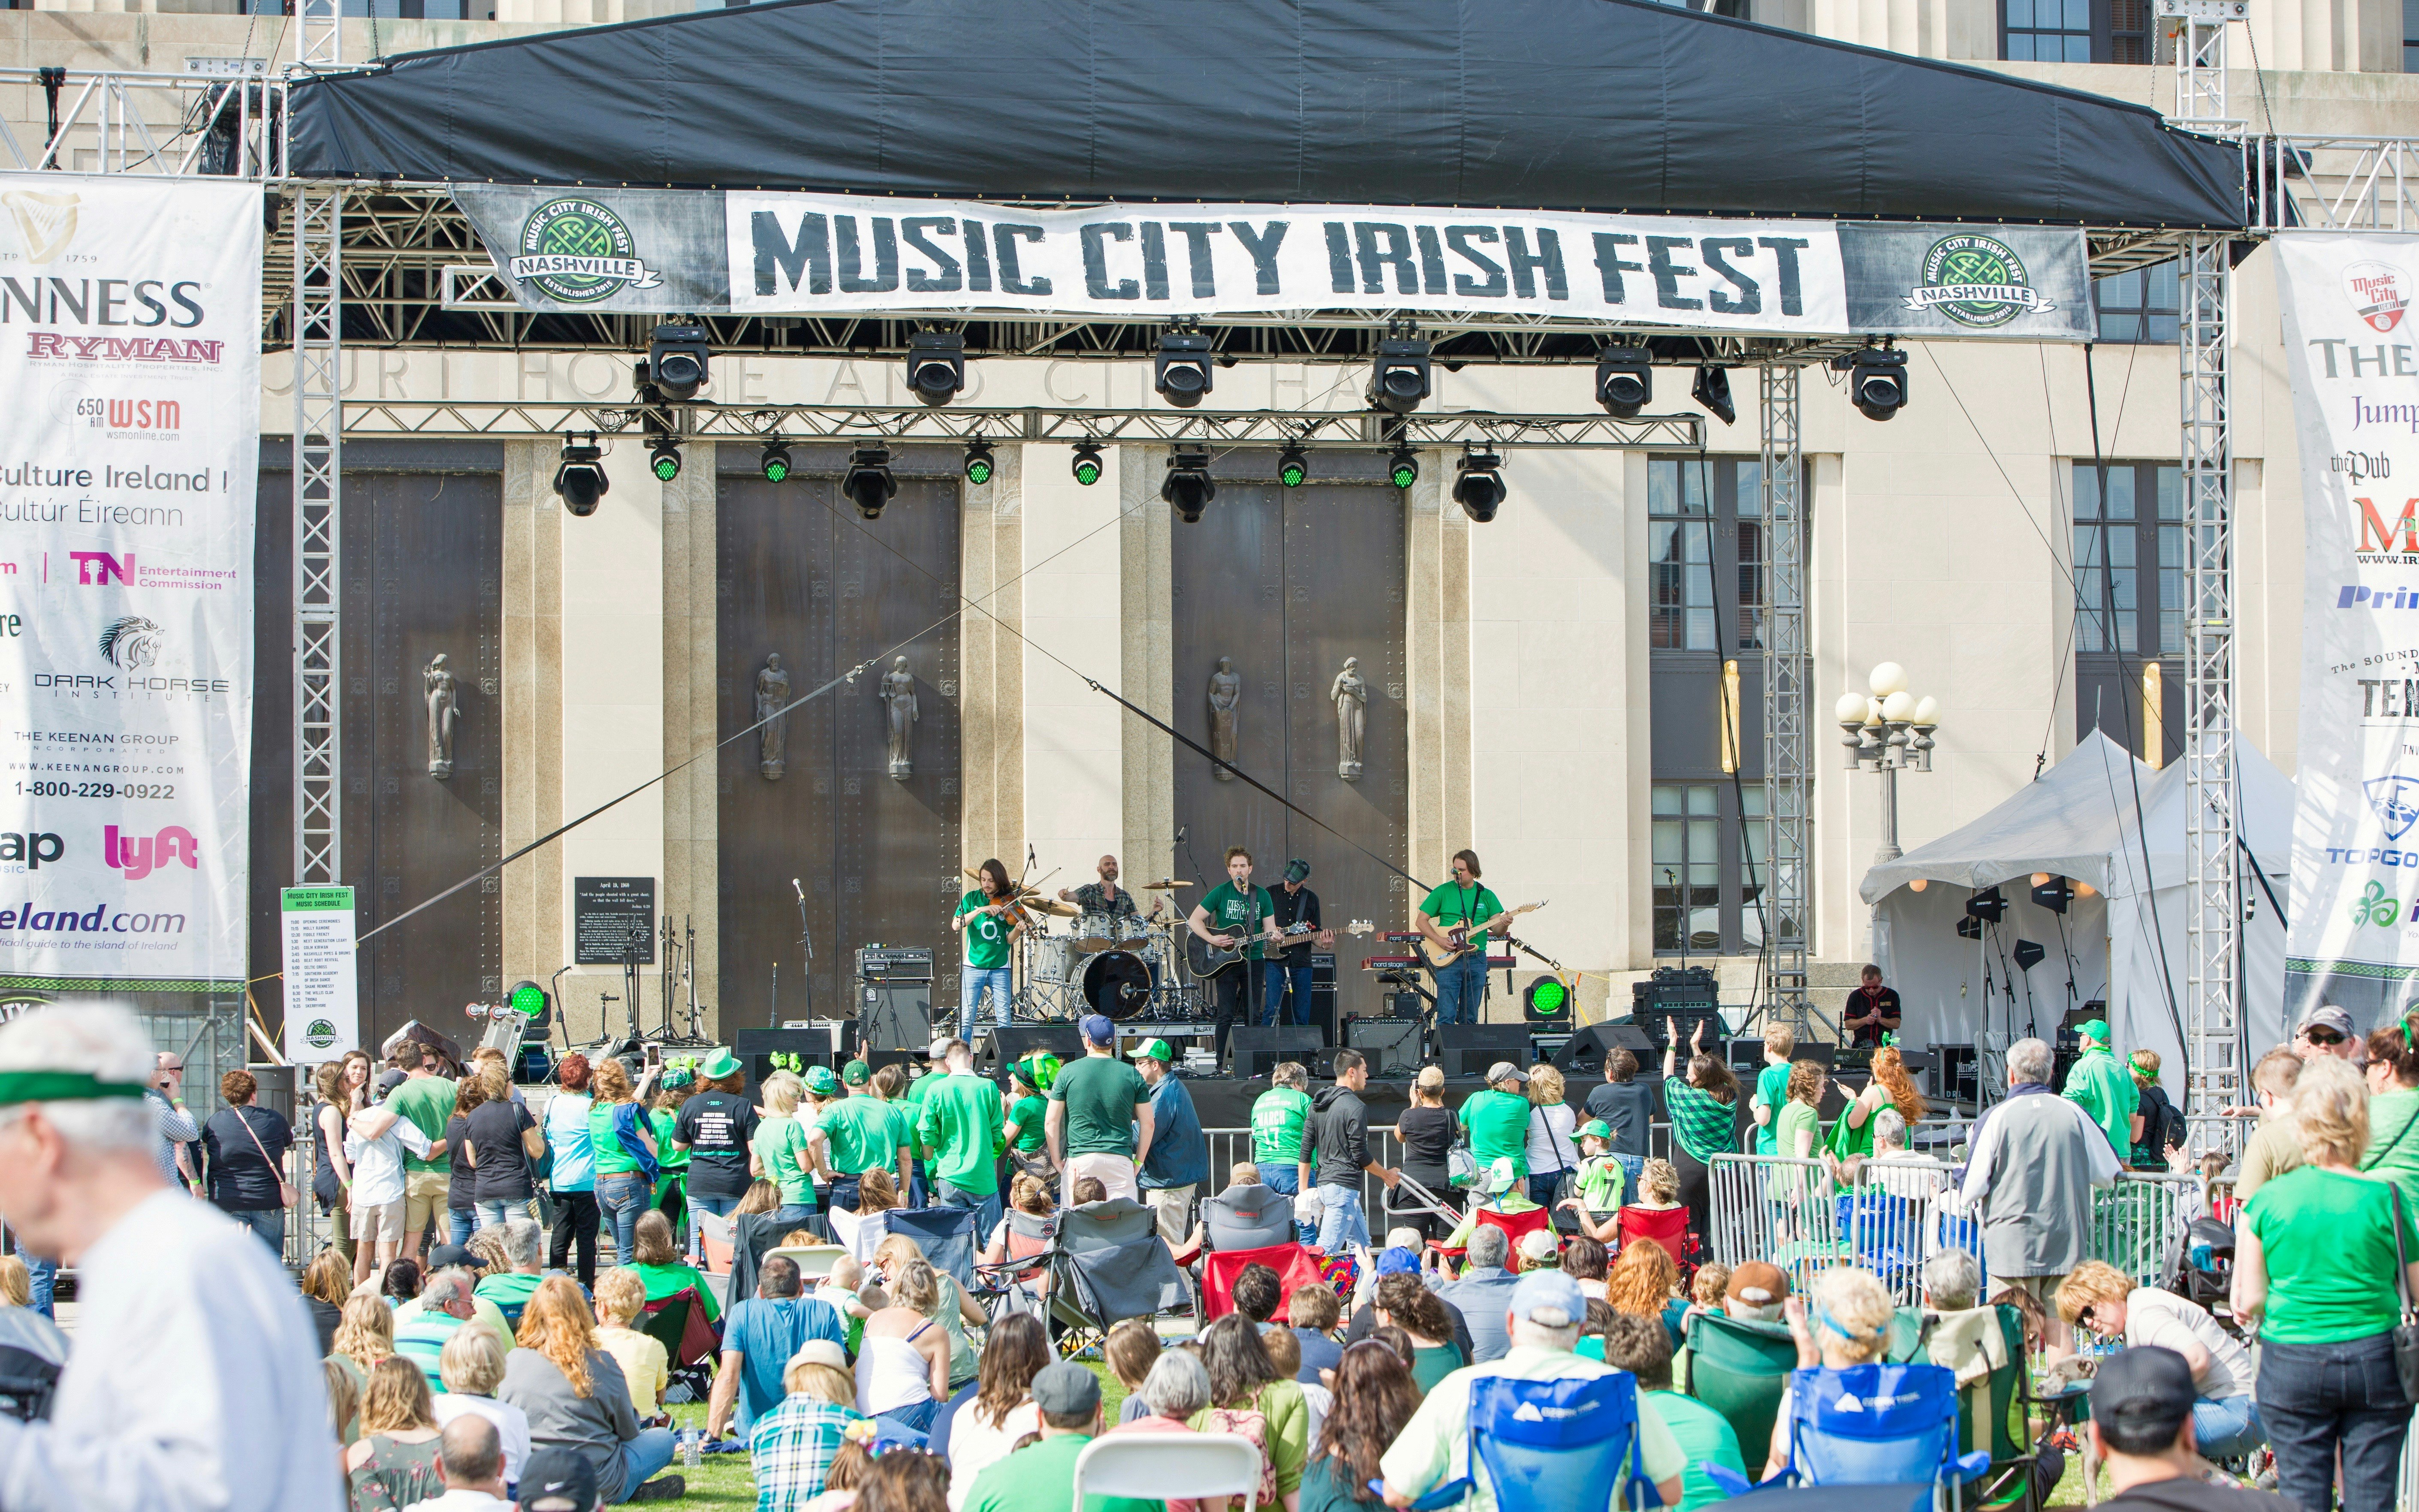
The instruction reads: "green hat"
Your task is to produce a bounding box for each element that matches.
[1137,1039,1174,1063]
[2078,1019,2112,1045]
[661,1065,695,1092]
[699,1048,741,1081]
[841,1059,872,1086]
[1577,1119,1613,1141]
[804,1064,840,1096]
[1016,1052,1062,1093]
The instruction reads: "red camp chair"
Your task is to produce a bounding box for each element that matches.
[1615,1204,1698,1279]
[641,1286,721,1369]
[1426,1202,1554,1277]
[1200,1242,1329,1322]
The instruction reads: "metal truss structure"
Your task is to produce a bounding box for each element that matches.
[1758,365,1815,1034]
[293,186,344,888]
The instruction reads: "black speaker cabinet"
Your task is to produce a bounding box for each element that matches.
[735,1025,852,1096]
[1550,1021,1656,1076]
[1435,1023,1531,1078]
[1231,1025,1325,1079]
[859,982,933,1053]
[1343,1015,1424,1078]
[980,1024,1084,1077]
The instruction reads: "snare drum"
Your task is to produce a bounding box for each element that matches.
[1032,935,1085,984]
[1112,914,1154,946]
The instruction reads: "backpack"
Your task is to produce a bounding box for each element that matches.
[2138,1087,2186,1158]
[1200,1398,1279,1510]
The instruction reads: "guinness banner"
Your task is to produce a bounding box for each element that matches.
[452,187,2096,341]
[0,177,260,993]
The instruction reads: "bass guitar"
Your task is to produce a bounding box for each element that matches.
[1416,901,1547,968]
[1187,919,1372,978]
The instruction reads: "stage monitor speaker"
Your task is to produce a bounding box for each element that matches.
[981,1024,1084,1078]
[859,982,932,1054]
[1436,1024,1531,1079]
[734,1026,850,1096]
[1231,1026,1325,1080]
[1310,952,1338,989]
[1551,1022,1656,1076]
[1343,1015,1424,1079]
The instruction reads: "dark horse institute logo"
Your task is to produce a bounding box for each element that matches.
[511,198,663,304]
[1902,233,2057,329]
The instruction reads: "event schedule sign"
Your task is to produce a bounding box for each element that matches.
[281,886,358,1063]
[2279,232,2419,998]
[451,186,2096,342]
[0,177,260,991]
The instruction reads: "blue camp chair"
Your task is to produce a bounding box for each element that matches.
[1705,1362,1992,1508]
[1398,1371,1659,1512]
[884,1205,980,1289]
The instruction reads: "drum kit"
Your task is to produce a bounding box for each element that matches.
[976,871,1206,1023]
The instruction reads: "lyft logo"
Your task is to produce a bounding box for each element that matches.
[68,551,131,587]
[104,824,195,881]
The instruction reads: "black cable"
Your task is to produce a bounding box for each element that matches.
[1690,454,1773,1020]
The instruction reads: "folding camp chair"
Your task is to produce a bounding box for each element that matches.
[1614,1204,1697,1278]
[1706,1362,1991,1507]
[692,1207,736,1278]
[973,1209,1056,1322]
[884,1206,980,1290]
[1074,1433,1264,1512]
[638,1289,719,1397]
[1200,1242,1328,1322]
[767,1244,848,1283]
[1398,1370,1660,1512]
[1680,1310,1797,1473]
[1045,1197,1190,1358]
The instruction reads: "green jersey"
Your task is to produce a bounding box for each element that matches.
[649,1108,689,1172]
[917,1072,1006,1195]
[2061,1046,2140,1159]
[1457,1087,1531,1182]
[820,1095,909,1177]
[1199,881,1274,961]
[1048,1054,1149,1158]
[1418,882,1503,932]
[752,1113,816,1206]
[1006,1094,1048,1153]
[386,1075,458,1173]
[956,891,1012,969]
[2245,1166,2419,1343]
[1752,1062,1790,1155]
[1250,1086,1312,1164]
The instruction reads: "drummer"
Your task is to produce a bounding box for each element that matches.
[1059,855,1168,923]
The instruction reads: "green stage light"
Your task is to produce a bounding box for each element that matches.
[1387,444,1419,491]
[1524,976,1568,1018]
[963,440,996,487]
[508,980,548,1016]
[649,438,682,483]
[760,439,793,484]
[1071,441,1104,487]
[1278,442,1309,489]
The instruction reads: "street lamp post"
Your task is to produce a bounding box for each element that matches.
[1837,661,1942,972]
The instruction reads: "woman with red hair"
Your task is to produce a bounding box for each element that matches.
[543,1053,602,1287]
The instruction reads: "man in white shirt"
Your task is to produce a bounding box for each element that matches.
[348,1092,434,1283]
[0,1003,342,1510]
[405,1417,513,1512]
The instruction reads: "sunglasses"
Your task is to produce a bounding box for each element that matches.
[2307,1029,2346,1046]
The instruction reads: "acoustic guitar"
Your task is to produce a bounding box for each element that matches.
[1416,901,1547,968]
[1187,919,1372,978]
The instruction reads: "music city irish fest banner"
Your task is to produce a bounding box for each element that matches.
[0,176,260,992]
[2280,233,2419,1006]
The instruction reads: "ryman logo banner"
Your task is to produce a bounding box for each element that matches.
[2279,232,2419,1010]
[450,187,2095,341]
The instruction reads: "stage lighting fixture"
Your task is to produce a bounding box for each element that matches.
[905,330,966,407]
[648,437,683,483]
[843,445,898,519]
[1387,444,1420,491]
[507,979,551,1020]
[1956,916,1983,940]
[1277,442,1309,489]
[962,440,996,487]
[1451,448,1506,523]
[552,434,608,517]
[759,439,793,484]
[1163,444,1215,523]
[1844,345,1910,421]
[1070,442,1104,487]
[646,322,710,401]
[2031,875,2073,914]
[1523,976,1570,1024]
[1692,364,1737,425]
[2012,940,2046,972]
[1367,335,1432,415]
[1154,331,1215,408]
[1964,885,2006,923]
[1594,345,1652,418]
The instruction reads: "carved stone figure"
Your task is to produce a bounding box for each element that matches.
[756,653,791,780]
[1207,657,1241,781]
[424,654,458,779]
[880,656,919,780]
[1332,657,1367,781]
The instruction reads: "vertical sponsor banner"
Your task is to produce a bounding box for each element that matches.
[2278,233,2419,1006]
[0,177,259,991]
[281,886,357,1063]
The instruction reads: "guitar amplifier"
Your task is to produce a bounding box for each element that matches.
[856,946,935,983]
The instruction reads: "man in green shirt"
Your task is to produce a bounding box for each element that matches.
[917,1039,1007,1235]
[819,1068,912,1213]
[1191,846,1275,1068]
[1458,1062,1533,1190]
[2061,1018,2140,1162]
[1250,1061,1317,1246]
[962,1362,1160,1512]
[1046,1015,1153,1203]
[384,1039,459,1262]
[1417,849,1506,1026]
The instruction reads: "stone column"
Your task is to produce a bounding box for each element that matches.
[661,445,717,1036]
[499,441,564,1012]
[959,444,1025,871]
[1122,447,1176,886]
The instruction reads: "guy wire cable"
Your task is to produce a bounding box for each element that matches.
[1692,451,1774,1019]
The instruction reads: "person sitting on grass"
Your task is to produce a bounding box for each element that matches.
[432,1321,532,1488]
[748,1338,867,1512]
[414,1415,512,1512]
[2083,1347,2294,1512]
[346,1354,446,1512]
[941,1312,1050,1508]
[625,1210,721,1323]
[1104,1318,1162,1427]
[590,1269,670,1426]
[961,1363,1161,1512]
[708,1254,848,1443]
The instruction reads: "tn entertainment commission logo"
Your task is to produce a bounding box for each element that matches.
[1901,233,2056,329]
[510,198,663,304]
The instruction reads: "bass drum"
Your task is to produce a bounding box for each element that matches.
[1031,935,1085,985]
[1083,949,1155,1019]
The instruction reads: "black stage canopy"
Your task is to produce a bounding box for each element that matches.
[289,0,2244,232]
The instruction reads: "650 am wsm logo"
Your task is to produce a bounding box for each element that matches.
[511,198,664,304]
[1902,232,2057,328]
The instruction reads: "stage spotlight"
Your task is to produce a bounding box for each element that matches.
[1387,444,1419,491]
[843,445,898,519]
[1367,335,1432,415]
[1451,448,1506,523]
[962,440,995,487]
[1154,331,1214,408]
[1692,364,1737,425]
[1964,885,2006,923]
[1277,442,1309,489]
[552,434,608,517]
[905,330,966,407]
[1070,442,1104,487]
[1594,345,1652,418]
[647,437,683,484]
[646,322,710,401]
[759,439,793,484]
[2031,875,2073,914]
[1844,345,1910,421]
[2013,940,2046,972]
[507,979,552,1024]
[1163,444,1215,523]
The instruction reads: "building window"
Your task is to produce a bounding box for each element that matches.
[1648,456,1769,653]
[2095,260,2179,344]
[2408,0,2419,71]
[2074,461,2184,761]
[1653,784,1769,955]
[2004,0,2152,61]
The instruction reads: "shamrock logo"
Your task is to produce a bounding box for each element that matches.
[2353,879,2402,928]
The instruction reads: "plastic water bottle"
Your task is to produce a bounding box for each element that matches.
[682,1430,703,1470]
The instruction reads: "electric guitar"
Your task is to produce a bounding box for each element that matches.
[1188,919,1372,978]
[1417,901,1547,968]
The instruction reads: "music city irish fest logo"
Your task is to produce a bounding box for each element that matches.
[1900,233,2055,328]
[2346,261,2410,333]
[510,198,663,304]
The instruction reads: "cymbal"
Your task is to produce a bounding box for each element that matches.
[1140,879,1193,890]
[1016,896,1078,917]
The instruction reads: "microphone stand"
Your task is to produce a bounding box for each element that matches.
[792,878,814,1025]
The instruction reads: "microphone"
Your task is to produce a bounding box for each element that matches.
[1176,826,1188,843]
[793,877,805,901]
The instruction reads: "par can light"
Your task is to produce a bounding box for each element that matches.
[647,437,683,484]
[962,440,996,487]
[759,439,793,484]
[1277,442,1309,489]
[1071,441,1104,487]
[1387,444,1420,491]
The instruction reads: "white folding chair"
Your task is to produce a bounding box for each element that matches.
[1073,1432,1262,1512]
[769,1244,848,1281]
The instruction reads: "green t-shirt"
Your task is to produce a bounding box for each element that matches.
[956,891,1012,970]
[820,1096,909,1177]
[1752,1062,1790,1155]
[1048,1054,1150,1158]
[386,1076,458,1173]
[752,1114,817,1206]
[650,1108,690,1172]
[630,1259,722,1321]
[1251,1086,1313,1164]
[1774,1099,1821,1159]
[1200,881,1274,961]
[2062,1047,2141,1158]
[1457,1087,1531,1181]
[2246,1164,2419,1343]
[1006,1094,1048,1153]
[1417,882,1503,931]
[918,1072,1006,1196]
[588,1102,645,1176]
[474,1271,544,1312]
[1824,1103,1873,1163]
[1649,1390,1749,1512]
[1576,1152,1626,1212]
[962,1434,1161,1512]
[2363,1088,2419,1219]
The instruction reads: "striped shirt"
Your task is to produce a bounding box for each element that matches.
[1662,1078,1738,1164]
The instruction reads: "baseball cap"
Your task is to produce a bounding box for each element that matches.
[928,1037,954,1059]
[1726,1261,1791,1307]
[2077,1018,2112,1045]
[1577,1119,1612,1141]
[1080,1014,1117,1046]
[1375,1245,1422,1276]
[840,1059,871,1086]
[803,1064,840,1096]
[1485,1061,1528,1086]
[1137,1039,1174,1063]
[788,1338,848,1371]
[516,1447,600,1511]
[1031,1359,1101,1416]
[426,1243,483,1274]
[2090,1346,2194,1446]
[1516,1229,1561,1266]
[1508,1269,1585,1329]
[2301,1005,2357,1039]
